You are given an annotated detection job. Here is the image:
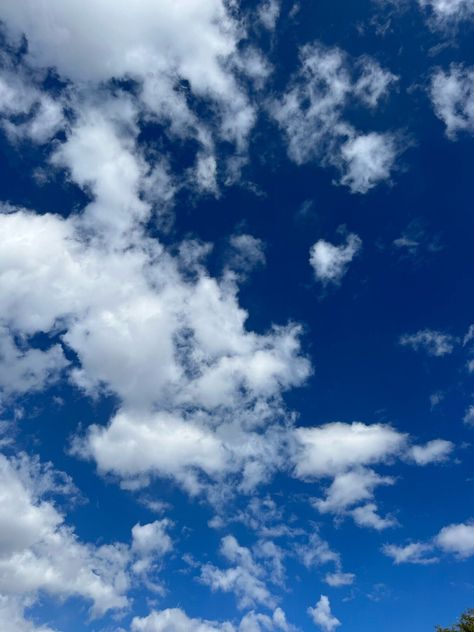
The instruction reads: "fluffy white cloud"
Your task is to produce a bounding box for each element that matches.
[0,0,256,161]
[292,423,451,528]
[132,608,235,632]
[307,595,340,632]
[309,234,361,285]
[0,328,68,399]
[0,451,131,622]
[0,207,310,493]
[131,607,293,632]
[384,521,474,564]
[200,536,274,610]
[399,329,456,356]
[339,132,398,194]
[351,502,397,530]
[313,468,394,514]
[271,42,398,193]
[436,522,474,558]
[0,70,64,144]
[382,541,438,565]
[431,65,474,139]
[407,439,454,465]
[0,595,56,632]
[293,422,406,479]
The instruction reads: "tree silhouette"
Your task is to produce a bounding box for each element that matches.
[437,609,474,632]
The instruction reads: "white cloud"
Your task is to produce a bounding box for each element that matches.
[258,0,281,30]
[463,405,474,426]
[0,207,310,494]
[131,608,235,632]
[351,503,397,530]
[313,468,395,514]
[0,0,267,205]
[382,541,438,565]
[419,0,474,28]
[399,329,456,356]
[0,451,131,621]
[131,519,173,575]
[295,532,341,570]
[293,422,406,479]
[431,65,474,139]
[407,439,454,465]
[0,595,56,632]
[324,571,355,587]
[436,522,474,558]
[339,132,398,194]
[384,521,474,564]
[0,328,68,399]
[271,42,398,193]
[309,234,361,285]
[200,536,274,610]
[0,70,64,144]
[131,607,293,632]
[293,421,453,527]
[307,595,340,632]
[228,234,266,277]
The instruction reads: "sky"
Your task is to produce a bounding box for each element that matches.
[0,1,473,631]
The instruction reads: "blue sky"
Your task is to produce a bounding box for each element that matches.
[0,1,473,631]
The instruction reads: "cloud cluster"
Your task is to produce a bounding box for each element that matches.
[271,43,399,193]
[0,452,128,628]
[419,0,474,28]
[293,422,452,528]
[431,64,474,139]
[132,605,292,632]
[384,521,474,564]
[399,329,456,356]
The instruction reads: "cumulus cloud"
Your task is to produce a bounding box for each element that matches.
[131,606,293,632]
[0,328,68,399]
[407,439,454,465]
[351,502,398,530]
[294,424,404,476]
[0,595,57,632]
[200,536,275,610]
[0,451,131,623]
[293,422,450,528]
[431,65,474,139]
[309,234,361,285]
[271,42,399,193]
[0,206,310,494]
[307,595,340,632]
[0,70,64,144]
[384,521,474,564]
[436,522,474,558]
[399,329,456,356]
[132,607,235,632]
[293,422,406,479]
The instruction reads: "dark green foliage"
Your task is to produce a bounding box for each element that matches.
[436,609,474,632]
